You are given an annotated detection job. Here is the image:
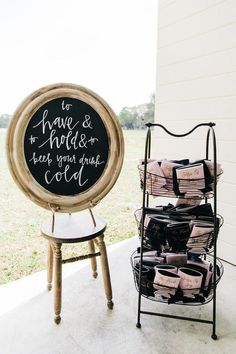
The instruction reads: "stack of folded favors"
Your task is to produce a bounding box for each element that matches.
[138,158,222,197]
[133,250,220,303]
[133,203,222,303]
[135,203,221,253]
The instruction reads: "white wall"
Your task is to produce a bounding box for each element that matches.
[155,0,236,264]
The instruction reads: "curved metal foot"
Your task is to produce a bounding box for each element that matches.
[93,271,98,279]
[54,315,61,325]
[136,323,141,329]
[107,300,114,309]
[211,334,217,340]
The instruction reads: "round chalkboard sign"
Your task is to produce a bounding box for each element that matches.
[7,83,124,212]
[24,97,110,196]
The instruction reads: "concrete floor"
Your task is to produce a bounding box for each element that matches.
[0,237,235,354]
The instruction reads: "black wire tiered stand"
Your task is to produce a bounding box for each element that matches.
[132,122,224,340]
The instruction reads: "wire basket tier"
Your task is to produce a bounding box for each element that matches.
[139,166,223,199]
[131,250,224,306]
[134,208,224,253]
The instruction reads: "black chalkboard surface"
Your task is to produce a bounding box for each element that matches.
[24,97,109,196]
[8,83,124,212]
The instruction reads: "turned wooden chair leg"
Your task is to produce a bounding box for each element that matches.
[97,235,113,309]
[88,239,97,278]
[47,242,53,291]
[53,243,62,324]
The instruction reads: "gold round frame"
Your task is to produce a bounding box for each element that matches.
[6,83,124,212]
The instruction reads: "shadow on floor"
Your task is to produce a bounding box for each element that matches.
[0,237,235,354]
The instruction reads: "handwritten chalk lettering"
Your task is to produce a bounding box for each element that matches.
[33,109,79,134]
[79,153,104,167]
[38,130,89,150]
[29,152,52,167]
[45,164,88,187]
[88,137,98,146]
[74,133,87,148]
[82,115,93,129]
[29,135,38,144]
[24,97,110,196]
[61,100,72,111]
[56,154,76,168]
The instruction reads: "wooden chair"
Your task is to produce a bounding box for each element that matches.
[41,211,113,324]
